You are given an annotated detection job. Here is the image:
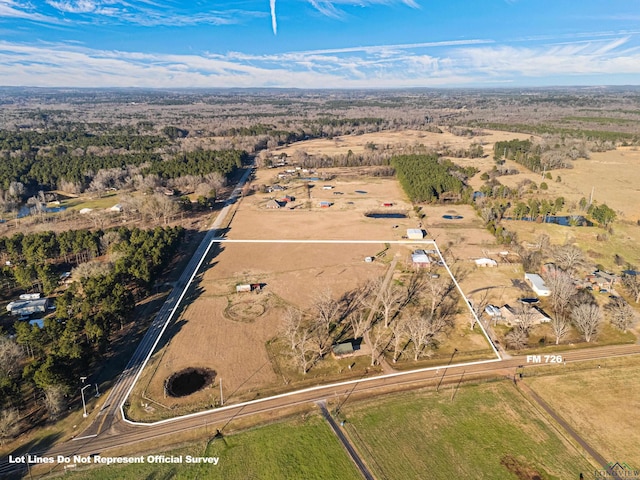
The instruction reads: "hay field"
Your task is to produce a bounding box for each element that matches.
[526,361,640,467]
[341,381,592,479]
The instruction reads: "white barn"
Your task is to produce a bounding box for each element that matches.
[524,273,551,297]
[407,229,425,240]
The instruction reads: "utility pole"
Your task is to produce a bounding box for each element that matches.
[219,378,224,406]
[589,186,594,206]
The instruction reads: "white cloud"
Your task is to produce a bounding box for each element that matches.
[42,0,264,26]
[0,0,59,22]
[1,35,639,88]
[307,0,419,18]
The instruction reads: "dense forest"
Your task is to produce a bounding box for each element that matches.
[391,154,474,203]
[0,226,184,418]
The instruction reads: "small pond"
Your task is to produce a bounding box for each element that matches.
[166,367,216,397]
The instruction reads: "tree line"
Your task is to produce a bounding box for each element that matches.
[0,225,184,439]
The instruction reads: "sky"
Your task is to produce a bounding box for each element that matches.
[0,0,639,88]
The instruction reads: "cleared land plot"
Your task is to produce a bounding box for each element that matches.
[274,129,534,159]
[496,147,640,224]
[341,382,593,480]
[133,171,494,420]
[526,361,640,467]
[62,415,361,480]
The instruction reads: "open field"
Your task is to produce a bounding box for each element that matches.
[340,380,593,480]
[496,147,640,224]
[275,128,534,159]
[526,360,640,468]
[130,170,495,420]
[60,415,361,480]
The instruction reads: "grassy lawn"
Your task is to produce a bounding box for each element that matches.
[340,381,593,480]
[526,360,640,468]
[61,415,361,480]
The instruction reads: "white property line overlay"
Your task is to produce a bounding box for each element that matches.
[121,238,501,427]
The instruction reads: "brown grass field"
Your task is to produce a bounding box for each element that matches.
[133,130,639,420]
[526,359,640,468]
[131,168,497,419]
[275,128,534,159]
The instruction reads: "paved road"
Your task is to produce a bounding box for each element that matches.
[2,343,639,478]
[72,166,255,440]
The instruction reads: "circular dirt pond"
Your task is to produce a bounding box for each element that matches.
[166,368,216,397]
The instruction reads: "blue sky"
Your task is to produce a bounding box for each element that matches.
[0,0,639,88]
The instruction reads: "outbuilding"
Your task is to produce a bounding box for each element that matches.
[7,298,51,316]
[524,273,551,297]
[475,258,498,267]
[407,228,425,240]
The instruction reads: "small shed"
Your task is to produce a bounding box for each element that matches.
[524,273,551,297]
[331,342,354,359]
[236,284,252,293]
[475,258,498,267]
[109,204,123,212]
[319,201,332,208]
[407,228,425,240]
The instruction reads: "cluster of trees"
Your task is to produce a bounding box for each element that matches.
[0,225,183,435]
[588,203,617,227]
[144,149,247,180]
[493,139,544,172]
[0,229,102,293]
[0,129,167,153]
[511,197,566,220]
[391,154,472,203]
[281,271,459,374]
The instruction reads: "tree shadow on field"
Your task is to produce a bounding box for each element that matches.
[1,432,63,480]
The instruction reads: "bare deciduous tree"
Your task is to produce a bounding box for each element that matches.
[572,303,602,343]
[550,315,571,345]
[505,325,528,350]
[391,316,409,363]
[606,298,635,333]
[281,307,304,351]
[622,273,640,304]
[44,385,67,419]
[405,311,448,361]
[368,325,388,366]
[0,337,23,378]
[545,267,575,317]
[0,409,19,445]
[468,290,489,330]
[348,310,370,339]
[543,266,576,344]
[514,306,537,334]
[553,244,587,274]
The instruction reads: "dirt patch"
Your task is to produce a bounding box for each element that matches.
[500,455,544,480]
[166,367,216,397]
[224,296,268,322]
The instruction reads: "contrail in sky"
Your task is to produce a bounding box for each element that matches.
[270,0,277,35]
